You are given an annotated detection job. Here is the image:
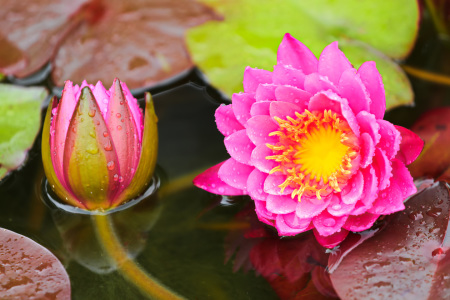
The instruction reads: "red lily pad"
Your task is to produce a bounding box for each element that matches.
[0,0,87,77]
[0,228,71,299]
[408,107,450,180]
[1,0,218,90]
[329,182,450,299]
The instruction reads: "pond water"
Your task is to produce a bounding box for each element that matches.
[0,8,450,300]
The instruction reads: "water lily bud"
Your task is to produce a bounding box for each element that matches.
[42,78,158,210]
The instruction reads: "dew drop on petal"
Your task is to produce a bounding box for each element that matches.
[107,161,115,170]
[104,141,113,151]
[116,113,121,118]
[113,174,119,181]
[88,109,96,117]
[117,125,122,130]
[103,131,109,137]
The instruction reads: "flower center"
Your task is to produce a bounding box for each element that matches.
[266,110,358,200]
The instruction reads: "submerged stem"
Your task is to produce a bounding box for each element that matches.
[93,214,184,300]
[402,65,450,86]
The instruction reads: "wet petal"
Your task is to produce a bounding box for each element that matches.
[274,85,311,110]
[215,104,244,137]
[277,33,318,74]
[356,111,380,144]
[255,200,275,225]
[368,181,404,215]
[390,158,416,199]
[313,210,348,236]
[360,165,378,207]
[250,101,271,117]
[275,214,309,236]
[373,148,392,191]
[264,173,293,195]
[232,92,255,127]
[395,125,424,165]
[243,67,272,93]
[246,115,279,146]
[218,158,253,191]
[272,64,305,89]
[224,129,255,165]
[304,73,338,95]
[327,195,356,217]
[247,168,268,200]
[296,196,331,219]
[341,171,364,205]
[343,213,379,232]
[255,84,277,101]
[314,229,349,249]
[377,120,401,159]
[266,194,297,214]
[338,69,371,115]
[193,161,245,196]
[359,132,376,168]
[251,144,277,173]
[318,42,353,85]
[269,101,304,121]
[357,61,385,119]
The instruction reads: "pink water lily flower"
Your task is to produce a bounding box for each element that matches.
[194,34,424,248]
[42,79,158,210]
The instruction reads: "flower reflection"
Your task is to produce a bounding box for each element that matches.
[225,203,337,299]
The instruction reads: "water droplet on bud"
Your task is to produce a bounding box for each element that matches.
[103,131,109,137]
[116,113,121,118]
[107,161,115,170]
[88,109,96,117]
[117,125,122,130]
[104,141,113,151]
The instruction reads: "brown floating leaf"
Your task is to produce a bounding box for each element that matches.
[0,0,87,76]
[409,107,450,180]
[52,0,219,89]
[329,182,450,300]
[0,228,71,299]
[0,0,218,89]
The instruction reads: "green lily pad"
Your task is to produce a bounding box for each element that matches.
[0,84,47,180]
[187,0,419,110]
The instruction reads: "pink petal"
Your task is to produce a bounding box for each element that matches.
[308,91,360,136]
[313,211,348,237]
[356,111,380,144]
[250,101,271,117]
[341,171,364,205]
[390,158,417,199]
[275,85,311,110]
[53,81,78,190]
[232,92,256,127]
[318,41,353,85]
[372,148,392,191]
[308,90,344,115]
[357,61,386,119]
[360,165,378,207]
[266,194,297,214]
[246,115,279,146]
[218,158,254,191]
[377,120,401,159]
[255,84,277,101]
[264,173,293,195]
[359,133,376,168]
[251,144,277,173]
[283,212,312,230]
[395,125,424,165]
[254,200,275,225]
[296,196,331,219]
[193,162,245,196]
[277,33,318,74]
[269,101,304,121]
[327,195,356,217]
[314,229,349,249]
[120,81,143,142]
[351,202,372,216]
[92,81,109,120]
[272,64,305,89]
[224,129,255,165]
[338,69,371,115]
[275,214,309,236]
[368,181,404,215]
[342,213,379,232]
[243,67,273,93]
[247,168,268,201]
[215,104,244,137]
[304,73,338,95]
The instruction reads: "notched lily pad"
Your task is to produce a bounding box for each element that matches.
[329,182,450,300]
[187,0,419,109]
[0,84,47,180]
[0,228,71,299]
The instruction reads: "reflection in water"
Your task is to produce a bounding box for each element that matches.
[42,176,162,274]
[224,202,338,299]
